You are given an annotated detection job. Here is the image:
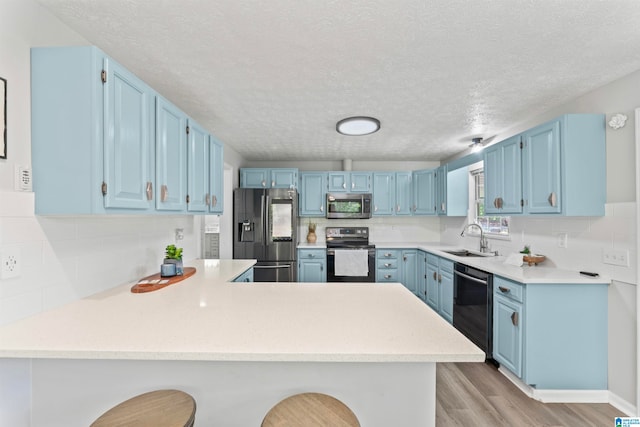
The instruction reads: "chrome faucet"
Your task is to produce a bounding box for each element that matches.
[461,223,490,253]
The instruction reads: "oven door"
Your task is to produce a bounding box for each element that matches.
[326,248,375,282]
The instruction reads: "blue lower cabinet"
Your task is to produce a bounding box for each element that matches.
[233,268,254,283]
[424,254,453,323]
[376,249,400,283]
[297,249,326,282]
[400,250,417,295]
[493,275,608,389]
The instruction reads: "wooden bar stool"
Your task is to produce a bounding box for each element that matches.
[91,389,196,427]
[261,392,360,427]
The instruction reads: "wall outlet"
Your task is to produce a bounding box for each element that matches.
[1,249,21,279]
[14,165,32,192]
[558,233,568,248]
[603,248,629,267]
[175,228,184,242]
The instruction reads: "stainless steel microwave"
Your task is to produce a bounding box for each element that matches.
[326,193,372,219]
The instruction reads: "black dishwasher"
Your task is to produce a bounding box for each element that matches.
[453,263,494,360]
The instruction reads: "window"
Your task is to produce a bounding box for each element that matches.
[471,168,510,236]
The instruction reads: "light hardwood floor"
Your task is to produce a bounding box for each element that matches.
[437,362,622,427]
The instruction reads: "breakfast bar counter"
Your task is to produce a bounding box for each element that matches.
[0,259,483,426]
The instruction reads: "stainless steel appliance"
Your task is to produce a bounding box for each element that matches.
[453,263,494,359]
[325,227,375,282]
[233,188,298,282]
[326,193,372,219]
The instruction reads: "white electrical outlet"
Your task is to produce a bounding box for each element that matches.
[558,233,568,248]
[14,165,32,192]
[175,228,184,241]
[1,249,21,279]
[603,248,629,267]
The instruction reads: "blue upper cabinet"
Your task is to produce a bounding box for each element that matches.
[208,136,224,214]
[445,167,469,216]
[522,120,562,214]
[31,46,224,216]
[240,168,298,189]
[435,165,447,215]
[327,172,372,192]
[485,114,605,216]
[102,56,155,210]
[299,172,328,217]
[186,119,210,212]
[395,172,413,215]
[31,46,155,214]
[372,173,395,215]
[484,135,523,215]
[156,96,187,211]
[412,169,436,215]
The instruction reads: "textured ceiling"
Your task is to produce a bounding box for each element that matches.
[36,0,640,161]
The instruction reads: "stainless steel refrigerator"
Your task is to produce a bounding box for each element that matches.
[233,188,298,282]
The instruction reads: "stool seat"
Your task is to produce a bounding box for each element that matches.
[91,389,196,427]
[262,392,360,427]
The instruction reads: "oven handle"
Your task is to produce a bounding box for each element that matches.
[326,249,375,255]
[254,264,292,269]
[454,270,488,285]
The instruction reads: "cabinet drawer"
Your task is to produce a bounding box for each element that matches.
[377,269,399,282]
[494,276,524,303]
[298,249,326,260]
[377,249,399,259]
[377,259,398,269]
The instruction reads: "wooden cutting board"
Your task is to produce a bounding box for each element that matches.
[130,267,196,293]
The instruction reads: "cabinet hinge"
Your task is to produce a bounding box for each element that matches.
[520,199,524,207]
[186,194,190,204]
[101,70,107,84]
[101,182,107,195]
[186,125,190,135]
[519,141,523,149]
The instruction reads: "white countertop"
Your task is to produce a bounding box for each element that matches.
[0,259,483,363]
[373,242,610,285]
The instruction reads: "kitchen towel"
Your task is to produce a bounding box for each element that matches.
[334,249,369,276]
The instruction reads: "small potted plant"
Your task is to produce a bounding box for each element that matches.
[164,244,184,275]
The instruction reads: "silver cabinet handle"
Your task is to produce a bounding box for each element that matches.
[343,182,347,189]
[272,180,275,187]
[351,182,355,189]
[548,192,557,207]
[320,205,324,212]
[146,182,153,200]
[396,205,400,212]
[261,180,266,187]
[308,254,315,258]
[161,185,168,202]
[374,205,378,212]
[384,274,391,279]
[384,263,392,267]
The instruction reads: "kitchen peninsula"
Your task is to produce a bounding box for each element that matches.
[0,259,483,426]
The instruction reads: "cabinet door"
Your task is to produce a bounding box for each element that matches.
[241,169,269,188]
[270,169,298,189]
[425,258,439,310]
[186,120,209,212]
[493,294,523,377]
[413,169,436,215]
[208,137,224,214]
[416,251,427,301]
[350,172,372,192]
[401,250,417,295]
[299,172,327,216]
[484,136,522,214]
[103,57,154,210]
[395,172,413,215]
[372,173,395,215]
[435,165,447,215]
[156,97,187,211]
[523,120,561,214]
[439,262,454,323]
[328,172,349,192]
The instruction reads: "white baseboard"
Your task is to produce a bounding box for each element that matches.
[498,366,635,415]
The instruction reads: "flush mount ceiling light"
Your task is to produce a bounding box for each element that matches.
[336,116,380,136]
[469,137,485,152]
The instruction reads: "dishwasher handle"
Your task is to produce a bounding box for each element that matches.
[454,270,489,285]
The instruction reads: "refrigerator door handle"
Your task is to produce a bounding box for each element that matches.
[260,193,266,244]
[264,194,270,245]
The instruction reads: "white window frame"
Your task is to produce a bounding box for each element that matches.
[468,164,511,239]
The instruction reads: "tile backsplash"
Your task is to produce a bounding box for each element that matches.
[0,192,198,326]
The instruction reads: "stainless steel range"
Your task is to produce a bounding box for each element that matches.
[325,227,375,282]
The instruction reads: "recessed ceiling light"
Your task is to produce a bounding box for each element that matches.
[336,117,380,136]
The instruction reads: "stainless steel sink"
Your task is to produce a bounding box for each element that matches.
[442,249,492,257]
